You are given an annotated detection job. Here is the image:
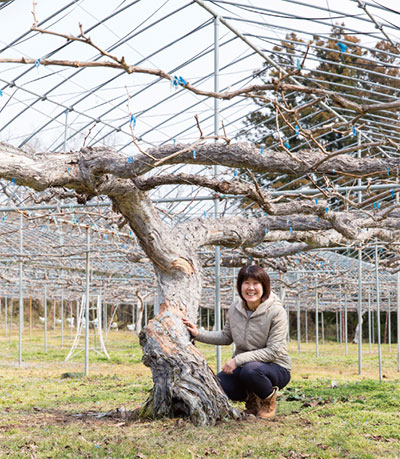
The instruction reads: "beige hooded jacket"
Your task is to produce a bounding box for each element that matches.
[195,292,291,371]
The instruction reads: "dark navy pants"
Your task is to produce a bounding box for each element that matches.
[217,361,291,401]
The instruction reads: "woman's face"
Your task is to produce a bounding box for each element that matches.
[241,277,263,309]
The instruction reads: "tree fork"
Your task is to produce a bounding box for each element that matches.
[139,304,240,426]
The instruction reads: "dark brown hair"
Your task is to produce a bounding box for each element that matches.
[237,265,271,303]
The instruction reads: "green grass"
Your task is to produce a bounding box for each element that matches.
[0,330,399,458]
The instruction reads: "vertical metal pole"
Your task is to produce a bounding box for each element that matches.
[315,293,319,357]
[339,303,343,344]
[357,133,363,374]
[214,15,221,373]
[397,184,400,371]
[144,302,148,325]
[53,298,56,331]
[18,212,23,366]
[344,295,348,356]
[297,296,301,353]
[357,249,363,373]
[61,292,64,348]
[388,297,391,352]
[70,301,73,340]
[368,291,372,352]
[397,272,400,372]
[375,244,382,381]
[4,296,7,337]
[85,227,90,377]
[372,302,375,344]
[44,286,47,353]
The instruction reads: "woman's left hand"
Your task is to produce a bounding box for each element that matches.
[222,358,237,374]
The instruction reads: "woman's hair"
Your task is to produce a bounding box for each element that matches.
[236,265,271,303]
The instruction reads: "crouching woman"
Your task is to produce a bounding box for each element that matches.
[183,265,291,419]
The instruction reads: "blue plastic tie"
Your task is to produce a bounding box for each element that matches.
[296,59,301,70]
[295,125,300,135]
[172,76,179,87]
[203,210,206,218]
[173,139,176,145]
[387,168,390,176]
[35,58,41,67]
[0,90,2,96]
[377,202,380,209]
[260,146,263,155]
[392,190,395,198]
[331,169,335,174]
[11,178,15,185]
[289,227,293,235]
[128,156,134,163]
[284,142,290,149]
[265,228,268,234]
[178,76,187,86]
[337,42,347,52]
[373,202,376,209]
[325,207,329,213]
[234,169,237,177]
[129,114,136,128]
[315,198,318,204]
[352,126,357,136]
[192,149,196,159]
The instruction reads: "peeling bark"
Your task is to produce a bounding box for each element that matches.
[139,304,239,426]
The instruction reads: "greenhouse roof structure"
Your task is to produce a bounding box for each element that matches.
[0,0,399,307]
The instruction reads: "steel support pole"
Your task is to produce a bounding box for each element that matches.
[368,291,372,352]
[315,293,319,358]
[214,15,221,373]
[388,297,391,352]
[297,296,301,353]
[357,132,363,374]
[44,285,47,353]
[344,295,348,356]
[61,292,64,348]
[18,212,23,366]
[397,272,400,372]
[4,296,7,338]
[85,227,90,377]
[375,245,383,381]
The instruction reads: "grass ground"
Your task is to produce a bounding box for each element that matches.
[0,328,399,458]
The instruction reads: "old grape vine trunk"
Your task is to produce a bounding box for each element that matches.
[138,271,239,426]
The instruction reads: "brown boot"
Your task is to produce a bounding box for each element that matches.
[255,386,279,419]
[243,393,258,416]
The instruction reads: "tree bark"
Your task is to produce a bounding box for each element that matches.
[139,301,239,426]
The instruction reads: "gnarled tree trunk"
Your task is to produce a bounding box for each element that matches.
[139,303,239,425]
[110,188,239,425]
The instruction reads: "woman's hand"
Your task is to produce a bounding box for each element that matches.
[182,317,199,337]
[222,358,237,374]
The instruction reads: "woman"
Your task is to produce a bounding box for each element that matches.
[183,265,291,419]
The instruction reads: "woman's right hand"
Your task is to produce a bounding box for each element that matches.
[182,317,199,337]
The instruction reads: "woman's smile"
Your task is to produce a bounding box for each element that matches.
[241,277,263,309]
